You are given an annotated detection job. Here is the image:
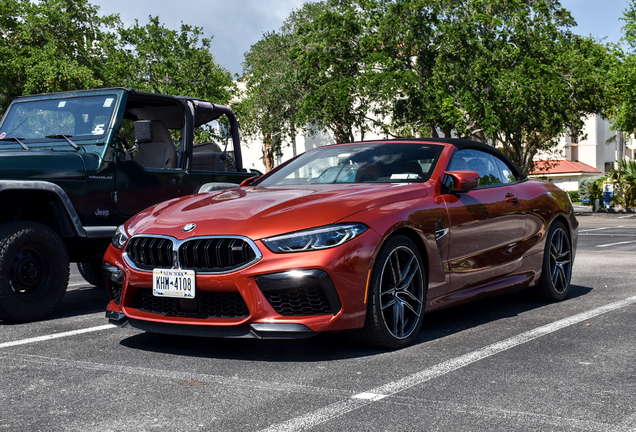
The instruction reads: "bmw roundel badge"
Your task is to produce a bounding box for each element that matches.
[182,223,196,233]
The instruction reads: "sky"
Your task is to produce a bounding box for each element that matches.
[91,0,630,77]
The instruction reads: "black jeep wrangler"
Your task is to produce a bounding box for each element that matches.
[0,88,253,322]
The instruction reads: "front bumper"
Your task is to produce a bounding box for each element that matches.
[103,230,380,336]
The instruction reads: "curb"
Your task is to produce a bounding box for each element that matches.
[594,208,636,214]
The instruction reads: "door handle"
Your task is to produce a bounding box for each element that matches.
[505,193,519,206]
[169,178,180,186]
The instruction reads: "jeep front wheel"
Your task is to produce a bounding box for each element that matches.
[0,222,70,323]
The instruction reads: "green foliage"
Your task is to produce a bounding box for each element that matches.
[579,176,603,202]
[589,176,608,207]
[239,27,307,169]
[567,190,580,203]
[245,0,612,174]
[0,3,232,117]
[608,158,636,207]
[609,1,636,133]
[0,0,118,113]
[292,1,370,144]
[102,16,233,103]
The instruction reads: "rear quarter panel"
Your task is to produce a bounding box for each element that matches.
[514,179,578,261]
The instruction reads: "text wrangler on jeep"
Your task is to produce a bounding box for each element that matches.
[0,88,254,322]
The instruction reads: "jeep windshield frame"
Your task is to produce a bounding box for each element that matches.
[0,94,119,147]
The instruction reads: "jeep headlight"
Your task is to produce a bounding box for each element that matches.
[111,225,129,250]
[262,223,367,253]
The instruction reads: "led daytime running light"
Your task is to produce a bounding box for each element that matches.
[262,223,367,253]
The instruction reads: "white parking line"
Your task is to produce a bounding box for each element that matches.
[578,227,621,233]
[580,234,636,237]
[0,324,116,349]
[261,295,636,432]
[597,240,636,248]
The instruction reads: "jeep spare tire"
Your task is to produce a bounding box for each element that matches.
[0,222,70,322]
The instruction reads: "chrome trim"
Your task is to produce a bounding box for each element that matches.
[123,234,263,274]
[435,227,449,240]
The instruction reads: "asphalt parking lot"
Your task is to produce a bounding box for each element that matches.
[1,210,635,432]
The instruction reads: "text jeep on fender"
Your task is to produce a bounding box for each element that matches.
[0,88,254,322]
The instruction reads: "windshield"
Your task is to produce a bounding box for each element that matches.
[0,94,118,142]
[259,143,443,186]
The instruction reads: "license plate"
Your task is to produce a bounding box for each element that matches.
[153,269,196,298]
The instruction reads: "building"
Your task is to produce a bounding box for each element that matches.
[531,160,601,191]
[530,115,633,191]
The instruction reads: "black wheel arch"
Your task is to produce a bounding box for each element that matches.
[376,226,431,285]
[0,181,86,239]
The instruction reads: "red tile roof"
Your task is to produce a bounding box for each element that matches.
[531,160,602,175]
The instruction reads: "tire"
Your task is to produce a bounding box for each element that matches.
[349,235,427,350]
[77,261,105,287]
[0,222,70,323]
[523,220,572,302]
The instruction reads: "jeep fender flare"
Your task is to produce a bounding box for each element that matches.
[0,180,88,237]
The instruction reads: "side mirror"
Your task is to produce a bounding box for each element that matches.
[240,176,257,187]
[134,120,153,144]
[444,170,480,193]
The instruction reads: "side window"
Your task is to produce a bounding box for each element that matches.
[494,156,518,183]
[448,149,505,187]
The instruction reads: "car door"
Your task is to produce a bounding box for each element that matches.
[115,120,188,217]
[442,148,526,294]
[115,160,188,217]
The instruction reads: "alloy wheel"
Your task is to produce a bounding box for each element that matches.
[379,246,424,340]
[549,227,572,295]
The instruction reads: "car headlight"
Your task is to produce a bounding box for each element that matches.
[262,223,367,253]
[111,225,129,250]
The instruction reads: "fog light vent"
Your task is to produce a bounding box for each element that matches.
[256,270,341,316]
[110,281,123,305]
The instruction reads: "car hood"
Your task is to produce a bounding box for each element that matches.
[0,150,98,181]
[126,183,429,240]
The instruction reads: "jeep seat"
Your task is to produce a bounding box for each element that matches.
[134,120,178,169]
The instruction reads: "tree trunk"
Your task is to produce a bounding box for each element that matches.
[262,133,275,172]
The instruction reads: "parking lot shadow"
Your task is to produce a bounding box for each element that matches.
[52,285,110,320]
[118,285,593,362]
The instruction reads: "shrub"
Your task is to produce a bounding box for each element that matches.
[609,159,636,207]
[579,176,603,202]
[589,176,608,207]
[567,190,580,203]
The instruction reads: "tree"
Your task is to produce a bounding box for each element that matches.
[292,0,374,143]
[609,158,636,207]
[239,3,328,170]
[103,16,234,103]
[361,0,454,139]
[0,3,232,118]
[239,30,305,171]
[0,0,118,113]
[365,0,612,174]
[606,0,636,145]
